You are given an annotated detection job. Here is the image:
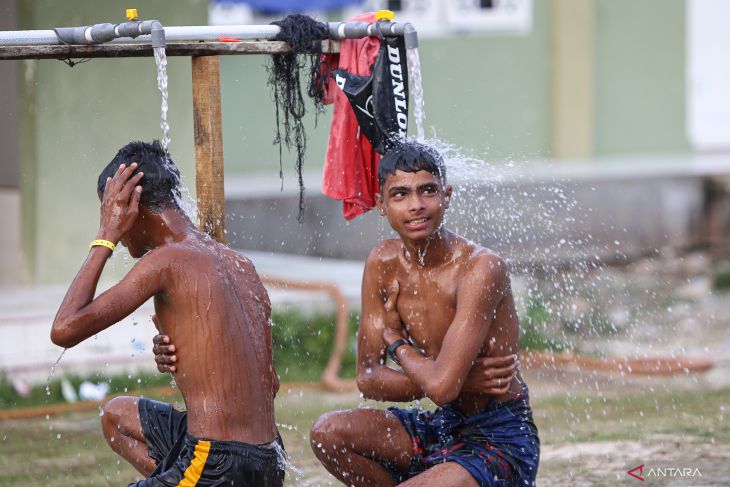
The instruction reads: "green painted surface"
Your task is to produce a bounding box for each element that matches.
[18,0,695,283]
[220,0,552,173]
[20,0,205,283]
[18,1,552,283]
[594,0,690,155]
[415,6,552,161]
[220,55,333,176]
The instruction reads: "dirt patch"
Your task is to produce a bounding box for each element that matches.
[540,436,730,486]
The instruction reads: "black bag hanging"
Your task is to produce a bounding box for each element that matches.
[333,35,409,154]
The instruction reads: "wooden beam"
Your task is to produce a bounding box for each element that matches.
[0,40,339,60]
[192,55,226,243]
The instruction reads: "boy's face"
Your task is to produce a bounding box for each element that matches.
[119,224,148,258]
[377,170,452,241]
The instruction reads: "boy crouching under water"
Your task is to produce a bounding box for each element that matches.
[51,141,284,486]
[309,141,540,486]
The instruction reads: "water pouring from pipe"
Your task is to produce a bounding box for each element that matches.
[154,46,170,151]
[407,47,425,140]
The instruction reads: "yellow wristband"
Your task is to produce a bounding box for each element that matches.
[89,239,116,252]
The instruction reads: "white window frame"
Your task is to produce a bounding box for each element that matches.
[344,0,532,37]
[687,0,730,151]
[209,1,325,26]
[447,0,532,35]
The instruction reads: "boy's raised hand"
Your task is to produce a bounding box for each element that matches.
[97,163,144,243]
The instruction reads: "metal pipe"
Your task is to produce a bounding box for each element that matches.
[0,20,416,47]
[53,19,165,48]
[0,29,59,45]
[112,25,282,44]
[327,20,418,49]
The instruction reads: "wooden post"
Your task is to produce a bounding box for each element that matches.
[192,55,226,243]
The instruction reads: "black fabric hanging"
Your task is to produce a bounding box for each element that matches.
[332,35,409,154]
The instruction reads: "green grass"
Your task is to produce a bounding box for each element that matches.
[0,371,174,410]
[533,387,730,444]
[712,262,730,291]
[1,303,569,411]
[0,309,360,410]
[2,384,728,486]
[520,296,569,352]
[271,310,359,382]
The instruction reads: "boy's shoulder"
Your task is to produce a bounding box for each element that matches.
[449,233,509,279]
[136,238,217,269]
[366,238,402,267]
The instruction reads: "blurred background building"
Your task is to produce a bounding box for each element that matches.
[0,0,728,285]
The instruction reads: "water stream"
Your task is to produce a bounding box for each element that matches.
[271,432,306,484]
[154,46,171,151]
[45,349,67,396]
[407,47,426,140]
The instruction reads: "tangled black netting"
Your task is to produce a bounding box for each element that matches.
[267,14,330,222]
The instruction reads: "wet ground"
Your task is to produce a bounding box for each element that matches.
[1,251,729,485]
[1,369,727,486]
[512,250,730,377]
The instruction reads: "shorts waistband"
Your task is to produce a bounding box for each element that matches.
[185,434,282,457]
[457,383,531,414]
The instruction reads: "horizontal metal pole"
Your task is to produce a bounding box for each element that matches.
[112,24,281,43]
[0,29,59,45]
[0,40,339,61]
[0,25,282,46]
[0,21,416,46]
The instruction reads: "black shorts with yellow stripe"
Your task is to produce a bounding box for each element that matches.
[130,398,285,487]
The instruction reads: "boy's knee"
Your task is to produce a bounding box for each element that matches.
[310,410,347,447]
[101,396,136,438]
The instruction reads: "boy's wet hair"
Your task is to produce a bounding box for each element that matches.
[97,140,181,212]
[378,140,446,190]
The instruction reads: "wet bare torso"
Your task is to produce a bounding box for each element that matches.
[152,237,277,444]
[377,234,522,416]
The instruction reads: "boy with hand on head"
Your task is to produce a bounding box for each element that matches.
[308,141,540,486]
[51,141,284,486]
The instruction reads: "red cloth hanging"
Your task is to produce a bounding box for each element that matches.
[321,12,382,220]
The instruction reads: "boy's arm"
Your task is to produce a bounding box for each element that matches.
[384,254,508,406]
[149,250,517,394]
[51,163,162,347]
[356,250,425,402]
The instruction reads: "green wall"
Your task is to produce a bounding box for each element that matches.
[219,0,552,173]
[594,0,690,154]
[220,55,333,175]
[16,0,692,283]
[20,0,206,283]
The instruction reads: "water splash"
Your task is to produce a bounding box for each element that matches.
[153,46,200,225]
[416,235,433,267]
[154,46,171,151]
[45,349,67,396]
[271,436,306,484]
[422,137,600,351]
[407,47,425,140]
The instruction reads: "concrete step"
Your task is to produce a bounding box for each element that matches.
[224,153,730,266]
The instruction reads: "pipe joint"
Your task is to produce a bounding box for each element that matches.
[326,20,418,48]
[402,23,418,49]
[115,21,143,39]
[88,23,117,44]
[147,21,166,49]
[53,19,165,47]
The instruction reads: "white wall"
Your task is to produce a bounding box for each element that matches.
[687,0,730,151]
